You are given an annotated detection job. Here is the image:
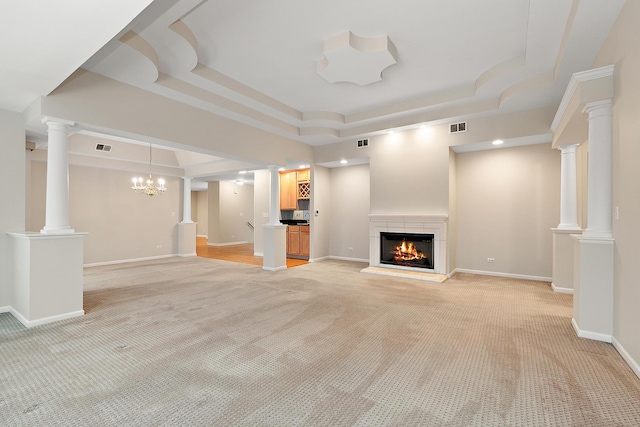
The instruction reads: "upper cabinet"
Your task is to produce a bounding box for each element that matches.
[279,171,297,210]
[279,168,311,210]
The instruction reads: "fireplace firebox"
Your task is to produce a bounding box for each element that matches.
[380,232,434,269]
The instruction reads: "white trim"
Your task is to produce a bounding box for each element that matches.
[453,268,551,282]
[262,265,287,271]
[329,256,369,263]
[254,252,264,257]
[612,337,640,380]
[551,283,574,294]
[571,318,612,343]
[196,234,208,238]
[177,252,197,257]
[1,306,84,328]
[84,254,175,267]
[309,256,330,263]
[551,64,615,131]
[207,241,248,246]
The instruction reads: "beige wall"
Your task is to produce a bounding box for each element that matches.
[311,166,331,260]
[329,164,370,261]
[207,181,254,244]
[253,169,270,256]
[0,109,25,307]
[29,161,182,265]
[592,0,640,373]
[369,128,450,215]
[195,190,208,236]
[448,149,458,274]
[456,143,560,278]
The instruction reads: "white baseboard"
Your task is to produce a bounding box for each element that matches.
[177,252,197,257]
[84,254,175,268]
[453,268,551,282]
[262,265,287,271]
[612,337,640,380]
[551,282,574,294]
[196,234,208,238]
[0,306,84,328]
[309,256,330,263]
[207,241,248,246]
[328,256,368,263]
[254,252,264,257]
[571,318,612,343]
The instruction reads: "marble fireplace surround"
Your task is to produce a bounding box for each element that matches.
[364,214,448,282]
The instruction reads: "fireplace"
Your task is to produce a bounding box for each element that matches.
[380,232,434,269]
[366,215,448,277]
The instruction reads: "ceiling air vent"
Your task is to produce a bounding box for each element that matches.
[95,143,112,152]
[449,121,467,134]
[356,138,369,148]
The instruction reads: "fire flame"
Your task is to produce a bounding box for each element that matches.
[392,239,427,262]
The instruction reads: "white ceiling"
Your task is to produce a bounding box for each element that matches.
[1,0,627,175]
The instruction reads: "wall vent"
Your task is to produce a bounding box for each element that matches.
[95,143,112,152]
[356,138,369,148]
[449,122,467,134]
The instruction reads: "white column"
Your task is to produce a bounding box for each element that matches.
[268,165,281,225]
[583,100,613,238]
[557,144,580,229]
[182,177,193,223]
[41,118,74,234]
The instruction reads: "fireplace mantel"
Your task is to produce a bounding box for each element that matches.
[368,214,448,275]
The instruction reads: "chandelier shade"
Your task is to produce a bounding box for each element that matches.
[131,143,167,196]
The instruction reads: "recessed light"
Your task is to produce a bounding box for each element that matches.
[492,139,504,145]
[299,164,309,169]
[388,130,395,134]
[238,170,247,174]
[419,124,427,129]
[278,167,285,171]
[340,159,348,165]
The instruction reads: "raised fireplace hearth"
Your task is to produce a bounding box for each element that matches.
[366,215,448,278]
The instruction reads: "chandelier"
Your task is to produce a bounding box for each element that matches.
[131,143,167,196]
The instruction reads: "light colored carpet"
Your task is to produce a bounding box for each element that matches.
[1,257,640,426]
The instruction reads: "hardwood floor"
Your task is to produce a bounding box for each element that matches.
[196,237,308,268]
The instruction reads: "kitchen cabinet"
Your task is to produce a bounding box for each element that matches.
[287,225,310,258]
[279,171,297,210]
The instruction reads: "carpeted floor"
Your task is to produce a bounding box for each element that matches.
[1,257,640,426]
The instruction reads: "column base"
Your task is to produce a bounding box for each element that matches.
[8,232,86,327]
[177,222,197,257]
[572,235,613,342]
[551,228,583,293]
[263,224,287,271]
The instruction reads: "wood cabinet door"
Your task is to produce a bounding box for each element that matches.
[300,227,310,256]
[279,172,297,210]
[287,226,300,255]
[297,169,310,182]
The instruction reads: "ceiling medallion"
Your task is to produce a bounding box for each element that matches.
[317,31,397,86]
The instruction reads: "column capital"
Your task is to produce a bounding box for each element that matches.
[583,99,612,117]
[41,116,75,127]
[558,143,580,153]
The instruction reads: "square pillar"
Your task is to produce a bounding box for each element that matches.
[177,222,197,257]
[9,232,86,327]
[263,224,287,271]
[572,235,613,342]
[551,228,582,293]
